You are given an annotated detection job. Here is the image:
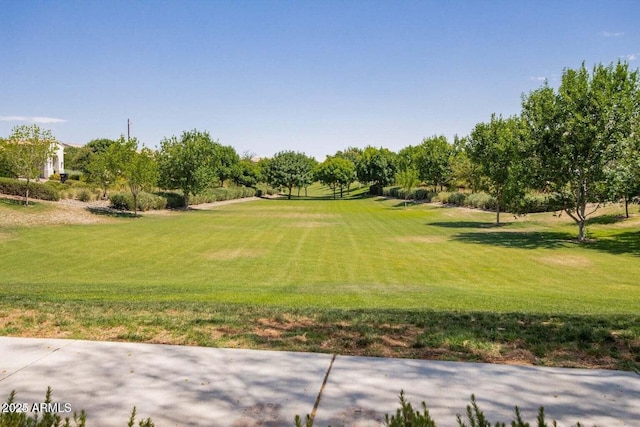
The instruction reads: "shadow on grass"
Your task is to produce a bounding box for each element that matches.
[427,221,511,229]
[585,214,627,225]
[451,229,640,256]
[86,206,138,218]
[451,231,574,249]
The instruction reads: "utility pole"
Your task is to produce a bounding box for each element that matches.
[127,119,131,141]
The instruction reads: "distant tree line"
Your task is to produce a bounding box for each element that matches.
[2,61,639,240]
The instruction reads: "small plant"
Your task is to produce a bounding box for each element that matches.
[384,390,436,427]
[76,189,92,203]
[1,388,153,427]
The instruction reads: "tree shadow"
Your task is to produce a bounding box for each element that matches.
[451,231,576,250]
[585,214,627,226]
[587,231,640,256]
[427,221,510,229]
[86,206,138,218]
[451,229,640,256]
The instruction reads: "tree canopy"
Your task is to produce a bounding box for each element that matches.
[0,125,57,205]
[157,129,221,208]
[522,61,640,240]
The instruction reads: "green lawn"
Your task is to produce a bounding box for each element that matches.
[1,188,639,368]
[1,190,638,314]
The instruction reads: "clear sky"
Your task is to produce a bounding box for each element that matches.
[2,0,639,160]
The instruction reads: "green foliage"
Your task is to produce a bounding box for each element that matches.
[382,186,435,202]
[157,129,222,208]
[466,192,497,211]
[0,178,60,201]
[415,135,453,190]
[157,187,256,209]
[384,390,437,427]
[216,145,240,187]
[1,388,153,427]
[0,387,86,427]
[109,192,167,211]
[77,189,93,202]
[267,151,315,199]
[522,61,640,241]
[316,156,356,199]
[1,125,58,205]
[295,392,585,427]
[469,114,529,224]
[356,146,398,191]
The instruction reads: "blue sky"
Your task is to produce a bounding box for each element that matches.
[2,0,639,160]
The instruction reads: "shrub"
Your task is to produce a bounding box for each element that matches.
[0,178,60,201]
[77,189,93,202]
[466,192,496,211]
[1,387,154,427]
[296,391,586,427]
[48,173,61,181]
[447,192,467,206]
[69,174,81,181]
[109,192,166,211]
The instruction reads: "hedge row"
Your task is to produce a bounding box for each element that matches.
[0,178,60,201]
[434,191,565,213]
[159,187,257,209]
[109,192,168,211]
[382,186,437,202]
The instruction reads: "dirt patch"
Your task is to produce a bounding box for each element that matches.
[203,249,265,260]
[0,195,114,226]
[0,232,17,242]
[394,236,447,243]
[538,255,592,268]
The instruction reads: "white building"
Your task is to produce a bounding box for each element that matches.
[42,142,65,179]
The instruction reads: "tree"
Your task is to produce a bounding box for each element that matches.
[86,140,128,199]
[316,156,356,199]
[0,125,57,205]
[415,135,453,191]
[395,167,419,208]
[469,114,529,225]
[233,159,262,187]
[522,61,640,241]
[267,151,314,199]
[216,145,239,187]
[157,129,221,209]
[450,136,483,192]
[120,140,158,216]
[356,146,397,195]
[72,138,119,175]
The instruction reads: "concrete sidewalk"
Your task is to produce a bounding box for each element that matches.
[0,337,638,426]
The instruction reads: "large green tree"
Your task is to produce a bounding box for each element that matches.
[316,156,356,199]
[157,129,221,208]
[216,145,240,187]
[86,139,128,198]
[1,125,57,205]
[522,61,640,240]
[267,151,314,199]
[469,114,529,225]
[415,135,453,191]
[355,146,397,195]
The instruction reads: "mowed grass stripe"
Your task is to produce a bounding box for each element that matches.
[0,197,638,313]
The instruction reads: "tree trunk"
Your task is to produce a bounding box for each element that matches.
[183,192,190,210]
[578,220,586,242]
[625,195,629,219]
[24,178,30,206]
[133,194,138,217]
[495,191,501,225]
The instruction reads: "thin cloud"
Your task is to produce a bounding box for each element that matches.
[625,54,637,61]
[600,31,624,37]
[530,76,547,82]
[0,116,67,124]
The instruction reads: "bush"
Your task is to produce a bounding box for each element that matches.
[77,189,93,202]
[69,174,81,181]
[156,187,257,209]
[296,391,586,427]
[1,387,154,427]
[447,192,467,206]
[48,173,61,181]
[109,192,166,211]
[0,178,60,201]
[466,192,496,211]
